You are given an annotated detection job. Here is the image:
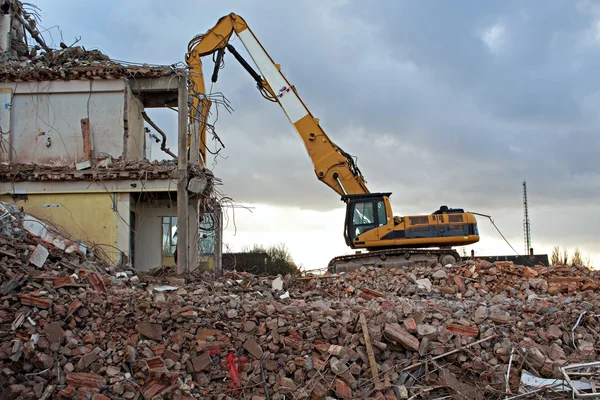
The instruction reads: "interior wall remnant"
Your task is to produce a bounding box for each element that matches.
[80,118,92,159]
[116,192,131,266]
[176,75,189,275]
[188,200,199,272]
[124,84,146,162]
[0,88,12,165]
[133,198,177,271]
[1,80,126,166]
[0,192,120,263]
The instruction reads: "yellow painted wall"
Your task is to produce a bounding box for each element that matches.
[2,193,120,263]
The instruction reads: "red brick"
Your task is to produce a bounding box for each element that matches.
[283,335,303,351]
[191,352,211,372]
[312,356,326,371]
[54,276,76,287]
[66,372,105,389]
[311,381,328,399]
[84,272,107,293]
[447,324,479,337]
[335,379,352,400]
[164,348,180,361]
[172,305,194,317]
[19,294,51,309]
[360,287,383,300]
[403,318,417,334]
[68,300,82,316]
[151,344,164,357]
[495,261,514,268]
[145,357,165,372]
[195,340,225,352]
[384,323,420,352]
[453,276,466,294]
[58,386,75,398]
[136,322,163,341]
[44,321,66,344]
[141,379,171,399]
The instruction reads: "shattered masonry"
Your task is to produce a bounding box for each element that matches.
[2,206,600,399]
[1,2,600,400]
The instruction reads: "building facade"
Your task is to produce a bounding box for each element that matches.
[0,55,218,271]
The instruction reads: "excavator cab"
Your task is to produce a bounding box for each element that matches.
[343,193,391,247]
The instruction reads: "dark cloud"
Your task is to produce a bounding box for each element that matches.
[33,0,600,260]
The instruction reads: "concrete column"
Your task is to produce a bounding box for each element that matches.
[187,198,199,272]
[190,121,200,164]
[0,14,11,55]
[176,76,188,275]
[214,203,223,276]
[116,193,131,267]
[187,75,200,272]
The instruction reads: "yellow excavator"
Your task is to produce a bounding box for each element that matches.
[186,13,480,272]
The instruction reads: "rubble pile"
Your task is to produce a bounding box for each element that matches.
[1,243,600,399]
[1,0,180,81]
[0,43,177,82]
[0,45,116,79]
[0,38,175,81]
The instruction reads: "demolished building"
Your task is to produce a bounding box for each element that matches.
[0,0,221,272]
[3,2,600,400]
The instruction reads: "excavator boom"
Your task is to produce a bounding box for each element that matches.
[186,13,369,197]
[187,13,480,272]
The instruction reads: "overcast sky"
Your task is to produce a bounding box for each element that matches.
[33,0,600,269]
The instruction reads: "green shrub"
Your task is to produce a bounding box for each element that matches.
[240,242,301,276]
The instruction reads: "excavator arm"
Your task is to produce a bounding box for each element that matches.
[186,13,481,272]
[186,13,369,197]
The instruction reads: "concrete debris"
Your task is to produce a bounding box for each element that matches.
[0,160,217,190]
[1,0,174,81]
[0,159,178,182]
[0,201,87,258]
[0,43,177,82]
[1,252,600,399]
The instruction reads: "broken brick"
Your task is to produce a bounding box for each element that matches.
[384,323,420,351]
[66,372,105,389]
[19,294,51,309]
[194,340,225,353]
[447,324,479,337]
[191,352,211,372]
[44,322,66,344]
[335,378,352,400]
[360,287,383,300]
[136,322,163,341]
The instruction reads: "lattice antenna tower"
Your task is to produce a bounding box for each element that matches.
[523,180,531,255]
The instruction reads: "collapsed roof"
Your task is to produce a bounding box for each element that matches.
[0,0,182,81]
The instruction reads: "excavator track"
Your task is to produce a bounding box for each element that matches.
[327,248,461,274]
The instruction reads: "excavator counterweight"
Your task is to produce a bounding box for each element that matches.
[186,13,480,271]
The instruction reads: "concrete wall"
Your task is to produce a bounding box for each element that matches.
[116,192,132,265]
[0,79,148,166]
[1,192,121,263]
[0,178,178,268]
[133,199,176,271]
[125,85,146,161]
[0,87,11,164]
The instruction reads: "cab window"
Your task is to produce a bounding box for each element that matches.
[376,200,386,226]
[352,201,375,237]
